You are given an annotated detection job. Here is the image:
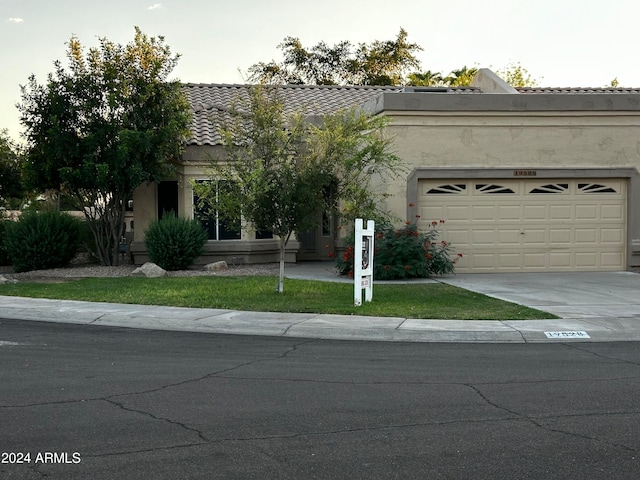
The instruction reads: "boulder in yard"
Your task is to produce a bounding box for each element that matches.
[131,262,167,278]
[204,261,228,272]
[0,275,17,284]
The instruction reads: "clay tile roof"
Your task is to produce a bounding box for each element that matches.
[517,86,640,94]
[183,83,402,146]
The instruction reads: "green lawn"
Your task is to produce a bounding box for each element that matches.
[0,276,557,320]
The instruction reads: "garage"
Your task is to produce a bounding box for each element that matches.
[419,178,626,272]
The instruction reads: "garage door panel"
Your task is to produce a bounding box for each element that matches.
[601,204,624,220]
[497,230,522,244]
[575,204,598,220]
[523,229,546,245]
[575,252,598,267]
[549,229,572,244]
[472,254,498,269]
[601,252,624,268]
[498,205,521,220]
[472,229,496,245]
[601,228,624,244]
[575,229,597,244]
[523,253,546,268]
[420,178,626,272]
[443,229,470,246]
[471,205,496,220]
[549,205,572,220]
[446,205,472,221]
[421,206,444,220]
[496,253,521,268]
[549,252,572,267]
[523,205,546,220]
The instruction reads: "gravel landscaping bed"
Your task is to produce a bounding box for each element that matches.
[0,262,283,282]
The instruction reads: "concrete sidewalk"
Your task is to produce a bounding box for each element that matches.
[1,265,639,343]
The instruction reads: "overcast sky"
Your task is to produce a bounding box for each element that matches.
[2,0,639,142]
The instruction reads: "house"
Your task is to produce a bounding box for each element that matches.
[130,69,640,273]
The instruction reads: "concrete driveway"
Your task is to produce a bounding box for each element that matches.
[439,271,640,319]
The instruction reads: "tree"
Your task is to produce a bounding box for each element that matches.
[408,66,479,87]
[193,86,400,293]
[247,29,547,89]
[0,129,26,210]
[408,63,540,88]
[351,28,422,85]
[247,28,422,86]
[443,66,479,87]
[18,27,191,265]
[495,62,540,88]
[406,70,445,87]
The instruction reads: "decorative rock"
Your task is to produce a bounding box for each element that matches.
[204,261,229,272]
[0,275,17,284]
[130,262,167,278]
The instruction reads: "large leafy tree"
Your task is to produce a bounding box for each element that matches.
[0,129,26,210]
[194,86,399,292]
[247,28,422,86]
[18,27,191,265]
[247,29,541,88]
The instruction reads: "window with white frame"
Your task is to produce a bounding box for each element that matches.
[193,180,241,241]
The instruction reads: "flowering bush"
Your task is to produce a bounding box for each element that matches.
[333,219,461,280]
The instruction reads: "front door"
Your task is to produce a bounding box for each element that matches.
[297,209,334,261]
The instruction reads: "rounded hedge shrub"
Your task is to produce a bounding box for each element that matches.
[144,215,207,271]
[4,210,82,272]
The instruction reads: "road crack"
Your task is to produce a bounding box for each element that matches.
[466,383,639,453]
[1,338,317,410]
[102,397,210,442]
[561,343,640,367]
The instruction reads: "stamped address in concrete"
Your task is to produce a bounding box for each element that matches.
[544,331,591,339]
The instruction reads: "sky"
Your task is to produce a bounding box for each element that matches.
[2,0,640,142]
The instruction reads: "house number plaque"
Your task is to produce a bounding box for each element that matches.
[513,170,537,177]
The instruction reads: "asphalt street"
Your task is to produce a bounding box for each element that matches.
[1,318,639,479]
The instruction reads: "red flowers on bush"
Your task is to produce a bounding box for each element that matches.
[334,217,458,280]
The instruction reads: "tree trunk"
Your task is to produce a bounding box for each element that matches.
[277,236,286,293]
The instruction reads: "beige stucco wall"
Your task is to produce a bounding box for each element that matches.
[381,111,640,220]
[375,108,640,269]
[131,182,156,243]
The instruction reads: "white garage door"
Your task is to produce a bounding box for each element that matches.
[419,179,626,272]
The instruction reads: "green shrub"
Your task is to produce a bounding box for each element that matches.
[144,215,207,270]
[0,220,10,266]
[335,220,461,280]
[4,210,82,272]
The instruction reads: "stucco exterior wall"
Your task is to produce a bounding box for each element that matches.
[382,111,640,219]
[376,106,640,270]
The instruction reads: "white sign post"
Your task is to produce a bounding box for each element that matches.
[354,218,375,306]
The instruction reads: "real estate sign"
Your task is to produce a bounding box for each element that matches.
[354,218,375,306]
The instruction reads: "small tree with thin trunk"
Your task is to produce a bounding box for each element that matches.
[194,85,400,293]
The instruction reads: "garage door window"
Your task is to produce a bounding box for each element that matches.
[530,183,569,194]
[475,184,515,194]
[426,184,466,194]
[578,183,617,193]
